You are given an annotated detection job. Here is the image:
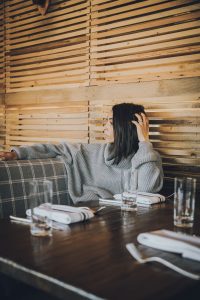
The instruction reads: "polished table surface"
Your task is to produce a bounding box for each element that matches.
[0,201,200,300]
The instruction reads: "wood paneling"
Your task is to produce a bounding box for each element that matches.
[4,0,90,92]
[5,89,89,146]
[90,0,200,85]
[0,0,4,94]
[1,0,200,187]
[0,1,5,150]
[0,92,5,151]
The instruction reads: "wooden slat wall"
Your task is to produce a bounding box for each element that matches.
[5,0,90,92]
[90,0,200,84]
[3,0,90,146]
[1,0,200,188]
[0,94,5,151]
[5,88,89,146]
[0,1,5,150]
[0,0,4,93]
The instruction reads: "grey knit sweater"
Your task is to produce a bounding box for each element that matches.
[12,141,163,204]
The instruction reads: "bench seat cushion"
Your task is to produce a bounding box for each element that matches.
[0,158,72,218]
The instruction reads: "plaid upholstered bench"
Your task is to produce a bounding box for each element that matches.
[0,158,73,218]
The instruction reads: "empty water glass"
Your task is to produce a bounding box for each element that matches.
[174,177,196,228]
[121,169,137,212]
[28,179,53,237]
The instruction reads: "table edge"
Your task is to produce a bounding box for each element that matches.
[0,256,103,300]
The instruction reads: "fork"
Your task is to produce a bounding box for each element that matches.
[126,243,200,280]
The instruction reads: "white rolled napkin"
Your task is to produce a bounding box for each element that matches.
[114,192,165,206]
[137,229,200,262]
[99,198,121,206]
[26,204,94,225]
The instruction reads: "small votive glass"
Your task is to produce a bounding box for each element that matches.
[121,169,137,212]
[174,177,196,228]
[28,179,53,237]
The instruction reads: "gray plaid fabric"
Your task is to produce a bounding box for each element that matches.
[0,158,73,218]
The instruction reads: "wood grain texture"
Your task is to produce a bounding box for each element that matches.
[0,80,5,150]
[5,96,89,145]
[2,0,200,91]
[4,0,90,90]
[0,1,4,94]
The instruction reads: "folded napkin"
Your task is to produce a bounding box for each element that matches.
[137,229,200,262]
[26,204,94,225]
[113,192,165,206]
[99,198,122,206]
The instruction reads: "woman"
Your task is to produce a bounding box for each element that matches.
[0,103,163,203]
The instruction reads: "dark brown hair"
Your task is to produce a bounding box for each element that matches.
[112,103,145,164]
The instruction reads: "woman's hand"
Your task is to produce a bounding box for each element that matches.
[132,113,149,142]
[0,151,18,161]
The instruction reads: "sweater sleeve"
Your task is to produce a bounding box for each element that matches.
[11,143,72,163]
[131,141,163,193]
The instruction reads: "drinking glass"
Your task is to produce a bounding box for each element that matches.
[28,179,53,237]
[121,169,137,212]
[174,177,196,228]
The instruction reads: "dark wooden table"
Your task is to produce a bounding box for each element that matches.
[0,201,200,300]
